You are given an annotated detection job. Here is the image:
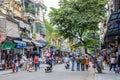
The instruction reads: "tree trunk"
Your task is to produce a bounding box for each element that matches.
[85,48,102,73]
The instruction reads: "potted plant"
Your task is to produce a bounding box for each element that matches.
[20,32,28,38]
[32,33,36,39]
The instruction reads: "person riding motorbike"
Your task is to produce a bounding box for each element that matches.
[64,56,69,69]
[45,56,52,72]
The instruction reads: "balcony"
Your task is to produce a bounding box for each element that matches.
[20,31,31,39]
[36,1,46,9]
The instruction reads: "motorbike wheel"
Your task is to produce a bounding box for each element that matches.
[45,69,48,73]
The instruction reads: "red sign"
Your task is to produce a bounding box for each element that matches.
[0,34,6,44]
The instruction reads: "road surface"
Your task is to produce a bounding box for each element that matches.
[0,64,94,80]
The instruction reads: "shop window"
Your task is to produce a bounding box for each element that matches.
[14,49,23,54]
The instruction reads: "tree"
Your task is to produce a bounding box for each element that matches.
[44,19,60,47]
[49,0,107,73]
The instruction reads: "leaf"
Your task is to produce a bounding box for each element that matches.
[49,0,107,51]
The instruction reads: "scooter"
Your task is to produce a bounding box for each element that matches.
[45,65,52,73]
[65,62,69,69]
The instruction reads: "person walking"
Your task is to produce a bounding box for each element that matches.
[71,54,76,71]
[37,57,42,69]
[97,55,104,70]
[34,55,38,72]
[85,56,89,71]
[21,55,28,71]
[15,59,19,72]
[76,55,81,71]
[12,59,16,73]
[81,56,85,71]
[27,57,33,72]
[110,54,116,71]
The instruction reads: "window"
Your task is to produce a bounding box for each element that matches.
[35,22,46,36]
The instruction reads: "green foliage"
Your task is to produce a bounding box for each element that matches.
[49,0,107,50]
[32,33,36,38]
[44,19,60,45]
[21,32,28,36]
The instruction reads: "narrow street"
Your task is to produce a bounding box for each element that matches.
[0,64,94,80]
[0,0,120,80]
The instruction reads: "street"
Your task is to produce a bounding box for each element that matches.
[0,64,94,80]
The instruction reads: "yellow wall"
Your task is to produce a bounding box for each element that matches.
[0,0,23,18]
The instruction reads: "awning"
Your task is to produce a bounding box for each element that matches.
[38,40,47,47]
[14,39,27,49]
[14,40,26,45]
[50,46,57,52]
[32,41,42,47]
[2,42,15,49]
[16,44,27,49]
[22,39,31,43]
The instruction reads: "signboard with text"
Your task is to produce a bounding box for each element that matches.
[107,21,120,36]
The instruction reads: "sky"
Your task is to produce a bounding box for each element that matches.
[43,0,59,19]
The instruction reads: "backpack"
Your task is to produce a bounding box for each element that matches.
[76,58,81,63]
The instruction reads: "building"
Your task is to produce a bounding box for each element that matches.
[99,0,120,49]
[0,0,46,70]
[23,0,47,57]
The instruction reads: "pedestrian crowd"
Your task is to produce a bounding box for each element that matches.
[64,55,90,71]
[12,54,42,73]
[92,44,120,74]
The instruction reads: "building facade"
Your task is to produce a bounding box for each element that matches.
[101,0,120,49]
[0,0,46,70]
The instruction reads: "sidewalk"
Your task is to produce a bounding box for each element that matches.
[0,64,47,75]
[95,67,120,80]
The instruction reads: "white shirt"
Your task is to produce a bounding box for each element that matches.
[22,56,27,61]
[64,57,69,63]
[15,62,18,66]
[97,56,103,61]
[110,58,115,64]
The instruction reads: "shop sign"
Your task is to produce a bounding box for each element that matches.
[14,40,27,48]
[14,40,26,45]
[107,21,120,36]
[22,39,31,43]
[0,34,6,44]
[16,43,27,49]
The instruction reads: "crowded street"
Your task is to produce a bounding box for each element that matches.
[0,64,94,80]
[0,0,120,80]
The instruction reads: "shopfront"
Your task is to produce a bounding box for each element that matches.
[14,39,27,54]
[1,39,16,70]
[0,17,19,70]
[37,40,47,57]
[0,34,6,69]
[32,41,42,57]
[104,11,120,48]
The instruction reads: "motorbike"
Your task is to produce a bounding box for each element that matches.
[45,64,52,73]
[65,62,69,69]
